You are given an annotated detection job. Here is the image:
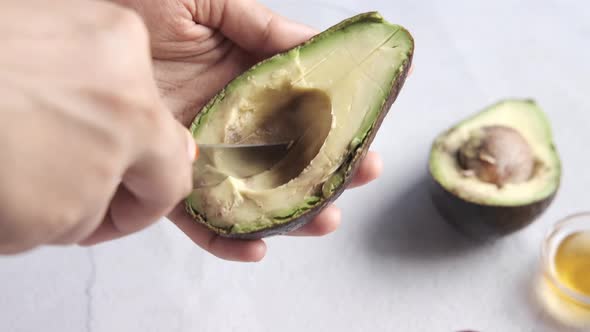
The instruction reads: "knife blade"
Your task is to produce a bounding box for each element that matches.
[193,141,294,179]
[197,142,293,150]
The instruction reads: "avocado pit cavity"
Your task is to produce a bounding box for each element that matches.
[190,83,334,228]
[237,87,333,190]
[457,125,535,187]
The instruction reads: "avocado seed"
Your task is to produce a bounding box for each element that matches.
[458,125,534,186]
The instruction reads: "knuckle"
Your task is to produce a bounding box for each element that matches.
[106,6,149,42]
[140,107,175,145]
[92,7,150,83]
[127,104,167,147]
[87,88,159,145]
[51,206,85,239]
[139,104,165,133]
[89,89,131,113]
[86,89,138,131]
[93,157,124,183]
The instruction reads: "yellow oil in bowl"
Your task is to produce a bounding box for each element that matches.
[553,231,590,301]
[536,213,590,330]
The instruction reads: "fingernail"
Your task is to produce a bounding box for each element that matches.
[187,132,197,162]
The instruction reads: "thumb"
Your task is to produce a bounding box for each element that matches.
[195,0,318,55]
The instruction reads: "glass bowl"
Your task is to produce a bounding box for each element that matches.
[541,212,590,308]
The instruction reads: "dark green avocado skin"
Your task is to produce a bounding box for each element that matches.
[429,177,557,240]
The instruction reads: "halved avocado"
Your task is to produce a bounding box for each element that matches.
[185,12,414,238]
[429,99,561,239]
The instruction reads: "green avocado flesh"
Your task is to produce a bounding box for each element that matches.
[429,99,561,208]
[186,12,414,236]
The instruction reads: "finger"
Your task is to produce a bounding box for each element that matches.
[194,0,317,55]
[117,116,194,232]
[169,206,267,262]
[348,151,383,189]
[49,210,108,246]
[77,187,168,247]
[288,205,341,236]
[82,114,194,245]
[77,212,120,246]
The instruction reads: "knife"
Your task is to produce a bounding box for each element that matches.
[197,141,292,150]
[193,141,294,178]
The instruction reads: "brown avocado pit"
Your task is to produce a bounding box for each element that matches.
[457,125,535,187]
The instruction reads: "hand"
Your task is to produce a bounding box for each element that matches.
[106,0,384,262]
[0,1,194,254]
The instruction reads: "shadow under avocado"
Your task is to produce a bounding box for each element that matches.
[367,172,488,261]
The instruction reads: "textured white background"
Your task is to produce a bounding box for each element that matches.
[2,0,590,331]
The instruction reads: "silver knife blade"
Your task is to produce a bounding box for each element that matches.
[194,141,294,179]
[198,142,292,149]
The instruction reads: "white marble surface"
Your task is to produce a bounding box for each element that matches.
[2,1,590,331]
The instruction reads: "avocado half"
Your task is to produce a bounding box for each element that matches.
[185,12,414,239]
[429,99,561,239]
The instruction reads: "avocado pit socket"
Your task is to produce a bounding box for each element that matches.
[222,85,333,190]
